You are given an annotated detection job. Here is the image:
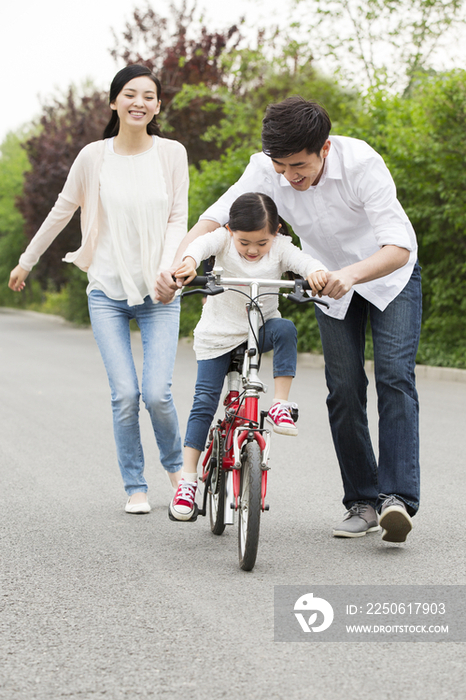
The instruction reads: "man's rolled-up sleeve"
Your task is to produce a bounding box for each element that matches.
[356,155,416,251]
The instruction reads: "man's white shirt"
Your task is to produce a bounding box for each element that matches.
[200,135,417,319]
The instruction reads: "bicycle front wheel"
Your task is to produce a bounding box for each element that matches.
[238,441,262,571]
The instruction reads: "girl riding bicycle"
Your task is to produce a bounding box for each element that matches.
[170,192,327,521]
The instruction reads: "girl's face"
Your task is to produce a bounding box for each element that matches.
[228,225,277,262]
[110,76,161,131]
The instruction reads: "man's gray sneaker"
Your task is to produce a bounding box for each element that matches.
[333,503,380,538]
[379,495,413,543]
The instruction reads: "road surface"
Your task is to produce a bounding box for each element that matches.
[0,308,465,699]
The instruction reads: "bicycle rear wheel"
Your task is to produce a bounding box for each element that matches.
[208,428,226,535]
[238,441,262,571]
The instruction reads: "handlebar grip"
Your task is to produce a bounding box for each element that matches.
[285,277,330,308]
[182,276,209,287]
[171,275,209,287]
[178,274,225,298]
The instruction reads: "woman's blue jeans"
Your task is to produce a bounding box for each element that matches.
[315,264,422,516]
[88,291,183,495]
[185,317,297,452]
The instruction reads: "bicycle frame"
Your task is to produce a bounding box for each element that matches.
[183,267,328,569]
[198,269,311,519]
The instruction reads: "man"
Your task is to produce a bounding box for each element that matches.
[157,96,421,543]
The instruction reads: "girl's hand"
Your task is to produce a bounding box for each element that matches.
[174,257,197,285]
[307,269,328,297]
[9,265,29,292]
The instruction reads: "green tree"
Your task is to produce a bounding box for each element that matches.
[110,0,243,165]
[0,130,40,307]
[345,71,466,366]
[187,50,361,224]
[292,0,465,90]
[181,35,360,155]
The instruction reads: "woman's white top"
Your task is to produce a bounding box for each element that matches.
[87,137,169,305]
[184,227,326,360]
[19,137,189,307]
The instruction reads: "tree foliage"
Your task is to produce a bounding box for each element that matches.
[3,1,465,367]
[110,0,242,164]
[293,0,465,90]
[345,71,466,366]
[0,130,37,307]
[187,46,361,223]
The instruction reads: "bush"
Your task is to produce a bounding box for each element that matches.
[345,72,466,368]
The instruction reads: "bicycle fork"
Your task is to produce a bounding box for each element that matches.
[231,426,272,514]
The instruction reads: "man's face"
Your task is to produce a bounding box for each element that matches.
[270,141,331,191]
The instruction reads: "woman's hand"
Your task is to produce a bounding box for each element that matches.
[155,269,181,304]
[9,265,29,292]
[174,257,197,285]
[306,269,328,296]
[155,257,197,304]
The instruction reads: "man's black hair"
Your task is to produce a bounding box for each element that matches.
[262,96,331,158]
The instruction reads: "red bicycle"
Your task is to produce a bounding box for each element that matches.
[183,268,328,571]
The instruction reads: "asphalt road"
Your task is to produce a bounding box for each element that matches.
[1,308,465,699]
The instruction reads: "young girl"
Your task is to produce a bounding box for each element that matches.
[169,192,327,520]
[9,65,189,514]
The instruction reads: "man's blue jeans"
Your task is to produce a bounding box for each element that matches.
[315,264,422,516]
[88,291,183,494]
[185,317,297,452]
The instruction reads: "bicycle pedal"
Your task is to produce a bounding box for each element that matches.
[290,407,299,422]
[168,502,199,522]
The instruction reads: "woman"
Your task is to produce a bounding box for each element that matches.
[9,65,188,513]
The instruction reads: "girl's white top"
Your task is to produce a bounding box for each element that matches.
[184,227,326,360]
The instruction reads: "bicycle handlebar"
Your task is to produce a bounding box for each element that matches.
[179,272,330,308]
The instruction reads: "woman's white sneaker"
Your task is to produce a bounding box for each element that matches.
[125,494,151,514]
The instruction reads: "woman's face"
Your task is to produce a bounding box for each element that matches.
[110,76,161,132]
